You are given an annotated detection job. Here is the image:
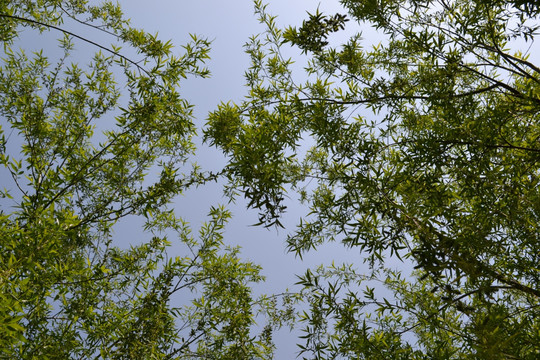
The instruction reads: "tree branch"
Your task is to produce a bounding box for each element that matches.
[0,13,150,76]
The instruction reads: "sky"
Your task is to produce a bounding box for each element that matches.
[116,0,370,265]
[117,0,369,356]
[115,2,368,284]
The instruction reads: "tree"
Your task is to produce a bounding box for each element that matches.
[0,1,282,358]
[206,0,540,358]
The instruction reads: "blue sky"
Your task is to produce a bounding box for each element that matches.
[117,1,368,289]
[117,1,368,356]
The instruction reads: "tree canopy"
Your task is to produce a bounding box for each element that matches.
[2,0,540,358]
[0,1,289,358]
[206,0,540,358]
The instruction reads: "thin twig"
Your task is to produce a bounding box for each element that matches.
[0,13,150,76]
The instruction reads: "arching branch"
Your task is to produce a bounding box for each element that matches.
[0,13,150,76]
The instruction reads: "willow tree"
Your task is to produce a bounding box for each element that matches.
[206,0,540,358]
[0,1,281,358]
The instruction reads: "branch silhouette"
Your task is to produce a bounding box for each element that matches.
[0,13,150,76]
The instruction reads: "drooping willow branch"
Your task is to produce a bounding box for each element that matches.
[0,13,150,76]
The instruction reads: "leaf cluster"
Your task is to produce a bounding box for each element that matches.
[283,10,348,54]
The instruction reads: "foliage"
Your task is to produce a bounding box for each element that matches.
[206,0,540,358]
[282,10,348,54]
[0,1,279,358]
